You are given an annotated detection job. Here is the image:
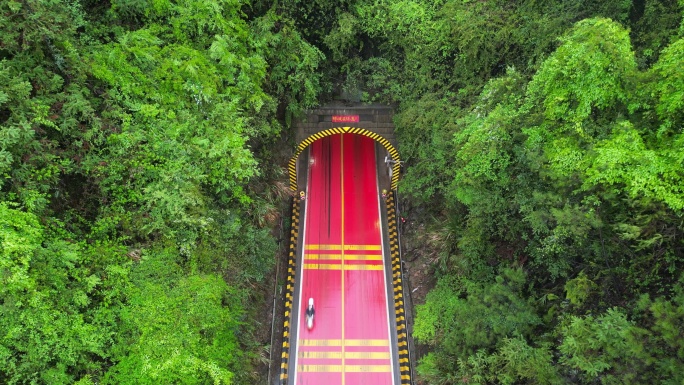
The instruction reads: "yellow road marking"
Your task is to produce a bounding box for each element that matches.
[298,365,391,373]
[345,339,390,346]
[305,244,382,250]
[299,365,343,372]
[299,351,343,359]
[345,265,384,270]
[344,244,382,251]
[299,339,390,347]
[306,254,383,260]
[304,263,342,270]
[298,351,391,360]
[305,244,342,250]
[303,264,384,271]
[343,254,383,260]
[299,339,342,346]
[346,365,392,372]
[345,352,391,359]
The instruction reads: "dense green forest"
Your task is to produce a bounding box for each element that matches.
[1,0,683,384]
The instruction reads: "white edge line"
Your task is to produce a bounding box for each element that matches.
[375,143,396,385]
[292,147,312,384]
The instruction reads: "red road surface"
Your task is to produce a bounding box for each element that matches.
[295,134,394,385]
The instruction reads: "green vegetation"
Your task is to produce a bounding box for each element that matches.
[2,0,684,384]
[1,0,320,383]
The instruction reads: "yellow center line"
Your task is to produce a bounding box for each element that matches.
[340,135,346,385]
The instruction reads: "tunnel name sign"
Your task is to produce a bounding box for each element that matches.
[332,115,359,123]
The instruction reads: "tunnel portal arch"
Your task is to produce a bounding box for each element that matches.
[288,126,400,191]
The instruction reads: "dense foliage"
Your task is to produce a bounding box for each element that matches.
[1,0,321,383]
[2,0,684,384]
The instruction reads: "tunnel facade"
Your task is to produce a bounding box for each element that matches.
[289,104,399,192]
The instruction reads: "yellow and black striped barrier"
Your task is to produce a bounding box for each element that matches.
[288,127,400,192]
[386,191,412,384]
[279,199,300,384]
